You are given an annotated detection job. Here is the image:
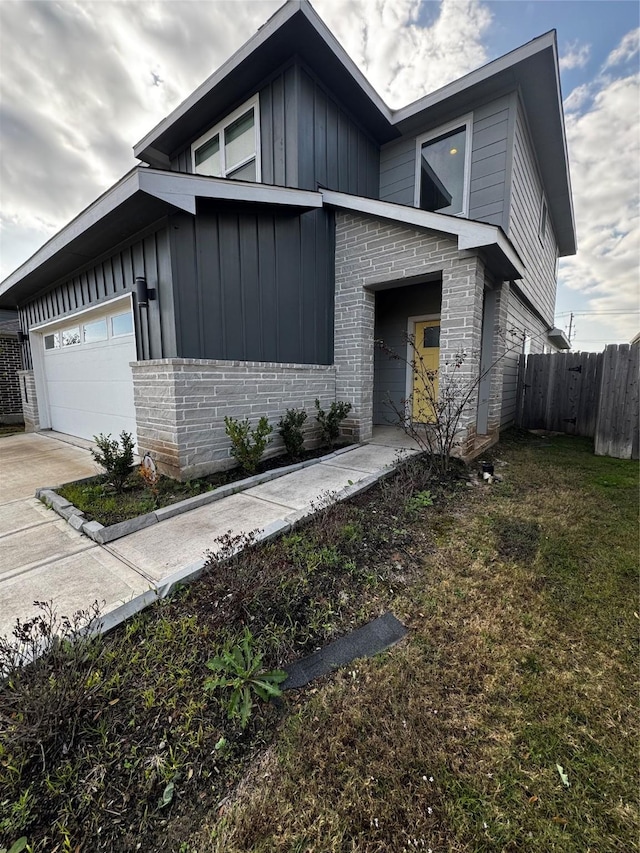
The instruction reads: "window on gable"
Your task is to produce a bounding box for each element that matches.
[416,117,472,216]
[192,96,260,182]
[539,197,548,243]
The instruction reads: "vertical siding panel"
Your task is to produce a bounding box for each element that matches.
[314,85,327,188]
[326,99,339,189]
[298,69,315,190]
[143,234,162,359]
[239,214,262,358]
[219,214,244,360]
[284,64,299,188]
[260,78,275,185]
[274,216,301,362]
[197,212,223,360]
[258,217,278,358]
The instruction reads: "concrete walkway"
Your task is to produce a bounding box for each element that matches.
[0,429,418,638]
[0,433,150,637]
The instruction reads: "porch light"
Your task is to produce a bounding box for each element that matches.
[17,329,28,343]
[135,276,156,307]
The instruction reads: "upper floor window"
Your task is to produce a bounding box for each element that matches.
[191,95,261,182]
[415,116,472,216]
[539,197,548,243]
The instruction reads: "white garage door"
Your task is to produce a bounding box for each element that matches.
[40,302,138,444]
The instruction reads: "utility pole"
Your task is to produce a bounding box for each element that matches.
[567,312,574,344]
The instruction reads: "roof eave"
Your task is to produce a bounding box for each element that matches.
[391,31,576,257]
[133,0,395,163]
[0,169,323,309]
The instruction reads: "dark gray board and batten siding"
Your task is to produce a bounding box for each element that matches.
[170,61,380,199]
[170,65,300,188]
[169,206,335,365]
[379,95,512,229]
[18,225,177,369]
[296,65,379,197]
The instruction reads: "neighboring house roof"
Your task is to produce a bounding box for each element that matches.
[630,332,640,345]
[134,0,575,257]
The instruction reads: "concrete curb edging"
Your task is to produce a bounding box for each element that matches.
[36,444,364,543]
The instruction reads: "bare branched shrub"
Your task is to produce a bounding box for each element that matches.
[377,328,524,473]
[0,601,104,761]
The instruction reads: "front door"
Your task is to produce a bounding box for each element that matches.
[411,319,440,423]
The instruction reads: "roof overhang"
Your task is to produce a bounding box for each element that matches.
[321,190,525,281]
[548,327,571,350]
[0,168,322,309]
[392,31,576,257]
[133,0,395,165]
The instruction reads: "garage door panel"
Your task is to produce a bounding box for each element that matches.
[41,305,138,445]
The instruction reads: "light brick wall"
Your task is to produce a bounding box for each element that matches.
[132,359,336,479]
[334,212,486,451]
[17,370,39,432]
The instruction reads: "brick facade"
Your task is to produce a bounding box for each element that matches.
[131,359,337,479]
[0,333,24,423]
[334,212,494,454]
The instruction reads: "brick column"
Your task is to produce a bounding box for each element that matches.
[334,216,375,440]
[17,370,39,432]
[439,254,486,454]
[487,280,511,434]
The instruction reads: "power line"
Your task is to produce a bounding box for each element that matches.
[555,310,640,316]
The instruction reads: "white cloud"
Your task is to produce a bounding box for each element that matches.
[603,27,639,69]
[560,40,590,71]
[0,0,280,276]
[559,57,640,346]
[0,0,495,279]
[314,0,492,107]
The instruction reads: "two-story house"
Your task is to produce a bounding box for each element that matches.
[0,0,575,479]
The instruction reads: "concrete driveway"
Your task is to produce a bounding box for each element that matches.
[0,433,150,638]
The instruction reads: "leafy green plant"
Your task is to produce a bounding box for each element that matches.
[224,416,273,474]
[278,408,307,460]
[91,431,135,492]
[405,489,434,515]
[314,399,352,448]
[0,838,29,853]
[204,628,287,729]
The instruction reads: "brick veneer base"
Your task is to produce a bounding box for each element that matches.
[131,359,337,479]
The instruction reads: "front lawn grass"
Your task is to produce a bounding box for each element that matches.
[1,431,637,852]
[196,433,639,853]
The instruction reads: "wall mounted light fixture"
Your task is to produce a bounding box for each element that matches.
[17,330,28,344]
[135,276,157,307]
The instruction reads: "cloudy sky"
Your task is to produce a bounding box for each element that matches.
[1,0,638,351]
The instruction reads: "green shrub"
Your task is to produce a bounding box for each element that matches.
[278,408,307,460]
[204,628,287,729]
[224,416,273,474]
[314,399,352,448]
[91,431,135,492]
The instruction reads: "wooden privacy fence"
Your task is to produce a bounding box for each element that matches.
[517,344,639,460]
